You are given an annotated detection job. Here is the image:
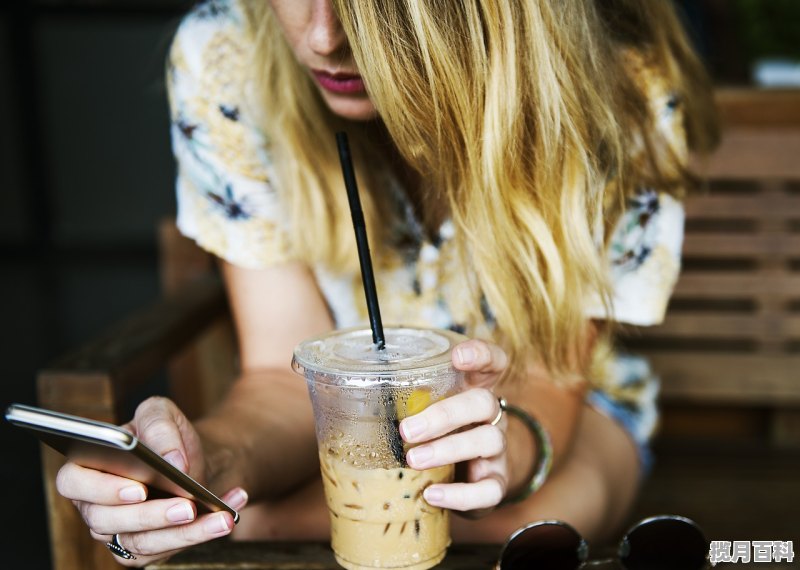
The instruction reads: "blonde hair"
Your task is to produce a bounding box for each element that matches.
[242,0,717,381]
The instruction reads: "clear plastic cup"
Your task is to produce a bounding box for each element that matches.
[292,326,466,570]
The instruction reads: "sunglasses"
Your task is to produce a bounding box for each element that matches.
[496,515,708,570]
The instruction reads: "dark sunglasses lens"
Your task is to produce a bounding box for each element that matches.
[499,523,584,570]
[621,517,707,570]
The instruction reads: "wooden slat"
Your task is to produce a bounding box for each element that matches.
[716,88,800,128]
[646,352,800,404]
[672,272,800,299]
[683,194,800,219]
[40,275,227,407]
[159,219,215,293]
[634,314,800,340]
[658,405,770,440]
[682,233,800,257]
[159,220,237,421]
[693,128,800,180]
[37,372,115,419]
[772,410,800,447]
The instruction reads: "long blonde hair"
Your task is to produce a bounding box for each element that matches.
[242,0,717,380]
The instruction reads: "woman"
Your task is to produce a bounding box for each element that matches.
[56,0,718,565]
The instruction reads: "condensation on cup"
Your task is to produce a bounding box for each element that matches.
[292,326,466,570]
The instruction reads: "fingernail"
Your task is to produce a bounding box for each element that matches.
[204,512,232,535]
[457,346,475,365]
[401,416,428,441]
[118,485,146,503]
[166,502,195,523]
[407,445,434,467]
[424,487,445,505]
[228,488,248,510]
[163,450,187,473]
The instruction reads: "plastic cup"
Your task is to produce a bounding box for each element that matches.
[292,326,466,570]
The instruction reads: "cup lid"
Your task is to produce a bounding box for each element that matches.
[292,326,466,384]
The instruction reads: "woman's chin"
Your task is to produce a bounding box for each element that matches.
[322,92,379,122]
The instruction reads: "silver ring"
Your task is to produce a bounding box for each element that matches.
[489,396,507,426]
[106,533,136,560]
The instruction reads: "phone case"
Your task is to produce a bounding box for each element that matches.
[5,403,238,522]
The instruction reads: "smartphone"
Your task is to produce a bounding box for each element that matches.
[5,403,238,523]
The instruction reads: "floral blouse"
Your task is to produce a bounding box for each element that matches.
[167,0,688,469]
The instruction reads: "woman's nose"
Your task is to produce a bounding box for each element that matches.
[308,0,347,56]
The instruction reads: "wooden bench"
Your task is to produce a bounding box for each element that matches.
[36,89,800,570]
[622,88,800,446]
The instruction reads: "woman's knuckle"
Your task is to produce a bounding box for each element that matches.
[135,396,170,423]
[468,340,489,363]
[470,458,491,481]
[447,435,467,458]
[178,520,202,545]
[56,463,78,496]
[89,529,105,542]
[78,501,94,523]
[55,466,69,494]
[140,414,167,433]
[447,488,466,511]
[472,389,496,415]
[86,506,111,534]
[434,400,457,427]
[490,478,505,504]
[136,504,155,531]
[487,425,506,453]
[125,532,151,556]
[145,395,169,410]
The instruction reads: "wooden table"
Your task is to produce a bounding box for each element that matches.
[145,539,796,569]
[145,441,800,570]
[148,541,502,569]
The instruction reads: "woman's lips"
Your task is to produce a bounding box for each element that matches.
[312,70,366,95]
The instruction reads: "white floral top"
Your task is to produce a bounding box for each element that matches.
[167,0,689,470]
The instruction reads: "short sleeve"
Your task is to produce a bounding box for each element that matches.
[585,52,688,326]
[166,0,294,269]
[585,190,684,325]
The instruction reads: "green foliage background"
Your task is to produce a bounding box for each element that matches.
[733,0,800,61]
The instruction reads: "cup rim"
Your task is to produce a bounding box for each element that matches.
[292,325,467,383]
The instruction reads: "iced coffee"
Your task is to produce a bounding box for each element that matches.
[293,327,465,570]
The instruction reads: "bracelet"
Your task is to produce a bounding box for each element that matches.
[499,401,553,506]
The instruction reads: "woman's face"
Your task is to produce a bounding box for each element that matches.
[268,0,377,121]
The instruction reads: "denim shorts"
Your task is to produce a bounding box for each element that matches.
[585,353,659,475]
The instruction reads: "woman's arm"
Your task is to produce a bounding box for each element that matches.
[197,259,334,500]
[395,322,597,514]
[451,322,641,543]
[501,321,598,498]
[396,319,640,544]
[55,258,335,566]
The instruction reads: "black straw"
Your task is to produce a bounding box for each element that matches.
[336,131,386,350]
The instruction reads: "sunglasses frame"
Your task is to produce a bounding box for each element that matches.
[497,514,708,570]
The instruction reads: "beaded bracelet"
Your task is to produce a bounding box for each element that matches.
[499,401,554,506]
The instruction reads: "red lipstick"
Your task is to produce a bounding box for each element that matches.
[312,70,366,95]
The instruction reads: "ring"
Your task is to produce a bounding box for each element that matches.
[106,534,136,560]
[489,396,507,426]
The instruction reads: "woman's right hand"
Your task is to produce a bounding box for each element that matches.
[55,396,249,567]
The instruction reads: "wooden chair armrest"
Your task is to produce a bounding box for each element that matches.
[35,274,228,570]
[37,273,228,421]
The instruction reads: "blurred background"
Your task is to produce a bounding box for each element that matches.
[0,1,798,568]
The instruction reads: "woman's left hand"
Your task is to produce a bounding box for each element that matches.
[399,339,509,514]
